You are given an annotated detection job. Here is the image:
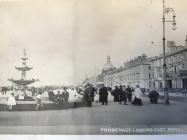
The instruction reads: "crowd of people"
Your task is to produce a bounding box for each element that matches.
[3,83,160,111]
[48,87,69,104]
[82,83,160,107]
[82,83,145,107]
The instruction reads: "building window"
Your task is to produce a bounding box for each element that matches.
[160,82,163,88]
[148,65,151,70]
[153,81,155,88]
[182,64,185,69]
[175,65,177,74]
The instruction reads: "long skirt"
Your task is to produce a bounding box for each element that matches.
[150,98,158,104]
[132,97,142,106]
[7,97,16,106]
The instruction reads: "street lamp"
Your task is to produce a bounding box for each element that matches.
[162,0,176,105]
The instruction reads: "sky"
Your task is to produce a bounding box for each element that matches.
[0,0,187,86]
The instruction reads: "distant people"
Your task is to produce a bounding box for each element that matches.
[149,90,159,104]
[7,93,16,111]
[126,85,132,102]
[78,88,84,96]
[55,90,62,104]
[63,87,69,104]
[62,89,65,101]
[119,85,123,104]
[61,87,69,108]
[132,85,143,106]
[48,91,56,102]
[2,87,7,95]
[90,84,97,102]
[119,85,128,105]
[76,87,82,94]
[36,92,42,110]
[107,87,112,92]
[111,86,120,102]
[1,87,3,95]
[99,84,108,105]
[84,84,93,107]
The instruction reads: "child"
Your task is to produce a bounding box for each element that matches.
[36,92,42,110]
[7,93,16,111]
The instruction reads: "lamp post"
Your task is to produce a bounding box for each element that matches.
[162,0,176,105]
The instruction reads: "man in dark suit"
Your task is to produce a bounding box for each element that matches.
[84,84,93,107]
[111,86,120,102]
[99,84,108,105]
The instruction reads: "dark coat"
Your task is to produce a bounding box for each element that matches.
[48,91,56,102]
[126,87,132,95]
[99,86,108,102]
[149,90,159,104]
[62,91,69,102]
[126,87,132,101]
[119,90,127,101]
[84,86,92,102]
[55,94,63,103]
[132,97,142,106]
[149,90,159,98]
[111,88,120,102]
[83,86,94,106]
[90,87,96,97]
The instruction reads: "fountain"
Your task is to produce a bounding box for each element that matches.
[8,49,38,100]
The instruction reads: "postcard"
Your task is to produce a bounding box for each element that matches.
[0,0,187,137]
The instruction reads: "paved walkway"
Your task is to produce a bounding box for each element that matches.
[0,97,187,134]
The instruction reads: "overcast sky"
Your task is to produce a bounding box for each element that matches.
[0,0,187,86]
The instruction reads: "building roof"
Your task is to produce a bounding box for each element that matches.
[149,45,187,62]
[106,54,149,76]
[102,56,114,71]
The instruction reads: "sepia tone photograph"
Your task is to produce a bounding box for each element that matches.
[0,0,187,135]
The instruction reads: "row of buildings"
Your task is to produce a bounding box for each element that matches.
[84,35,187,92]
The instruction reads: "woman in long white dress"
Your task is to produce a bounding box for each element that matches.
[132,85,143,106]
[7,93,16,110]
